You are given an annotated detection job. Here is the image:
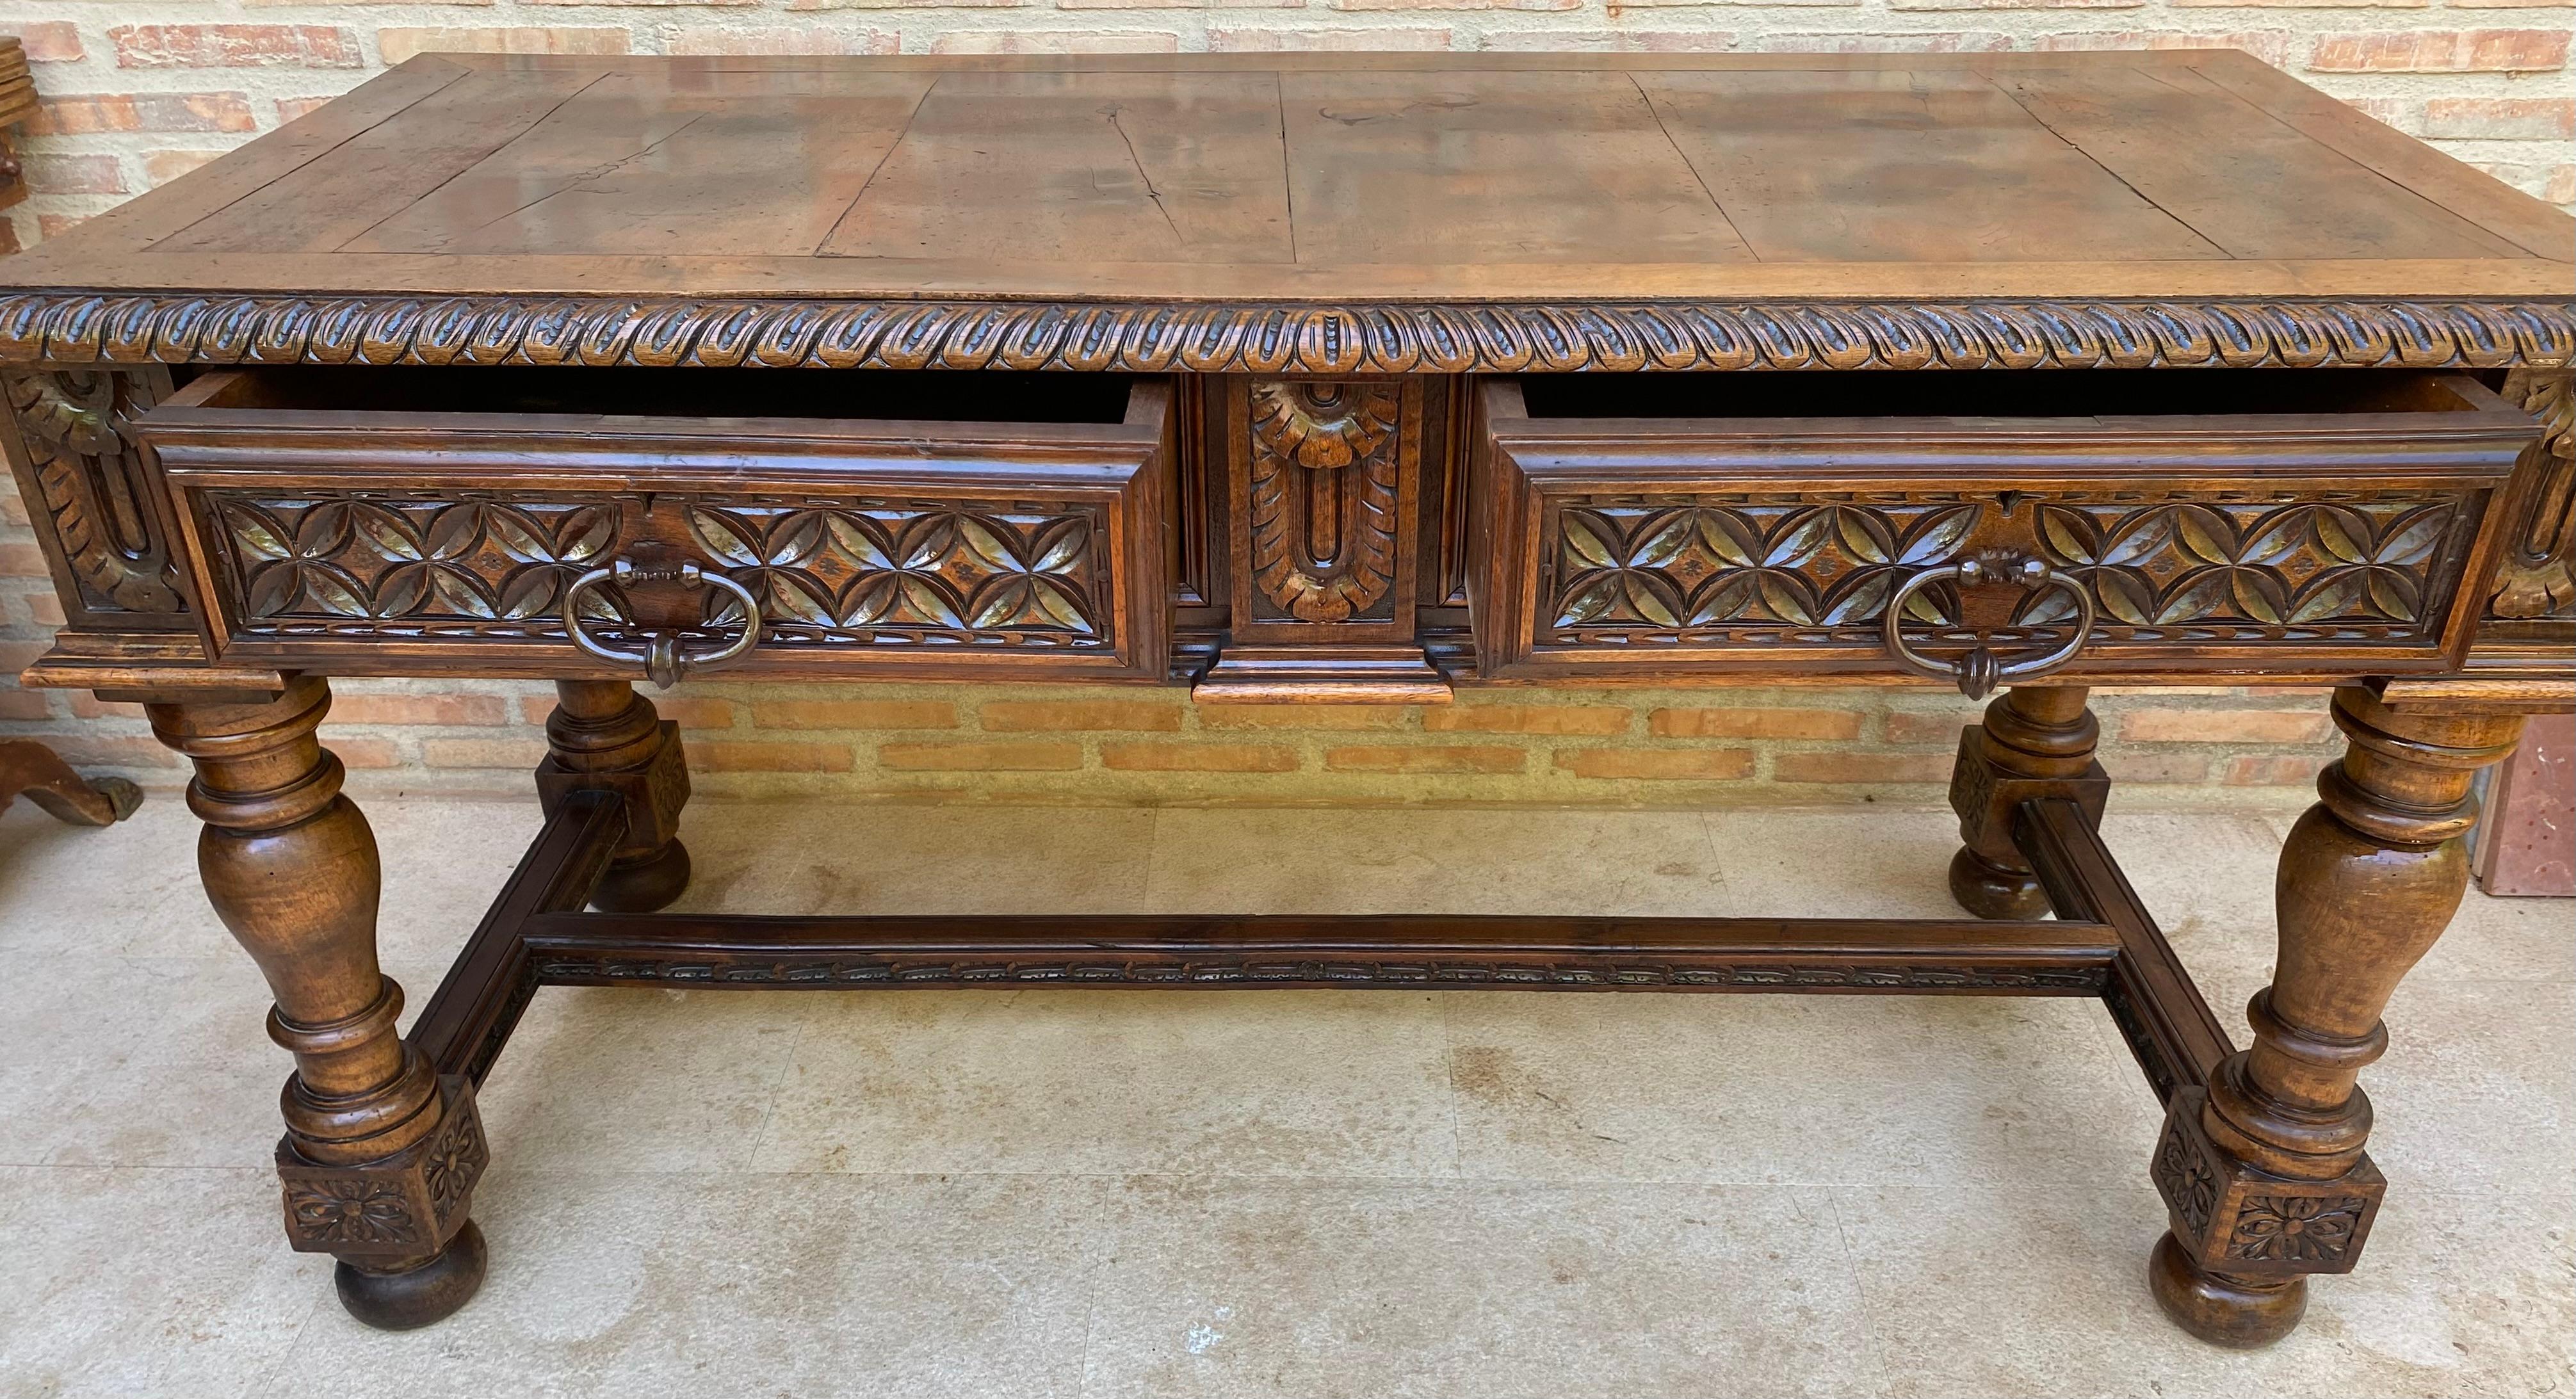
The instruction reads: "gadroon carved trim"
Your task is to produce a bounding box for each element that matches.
[1,293,2569,374]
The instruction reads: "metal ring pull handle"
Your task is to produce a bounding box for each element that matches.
[1882,554,2096,699]
[561,557,762,689]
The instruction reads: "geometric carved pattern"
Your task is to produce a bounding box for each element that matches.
[2150,1087,2385,1278]
[1245,380,1402,623]
[202,490,1114,650]
[276,1076,487,1260]
[3,368,189,616]
[1542,490,2473,651]
[2489,367,2574,622]
[686,501,1110,645]
[1,292,2569,375]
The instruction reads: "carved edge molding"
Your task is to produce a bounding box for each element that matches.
[0,294,2570,373]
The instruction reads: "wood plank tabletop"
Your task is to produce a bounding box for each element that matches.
[4,50,2567,306]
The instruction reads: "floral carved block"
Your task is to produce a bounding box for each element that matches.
[2150,1087,2385,1278]
[275,1076,487,1261]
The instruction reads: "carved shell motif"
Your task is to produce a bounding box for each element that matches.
[1245,380,1402,623]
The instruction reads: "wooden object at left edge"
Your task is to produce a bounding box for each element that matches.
[0,51,2570,1345]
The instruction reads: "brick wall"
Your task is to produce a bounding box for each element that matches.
[3,5,2542,807]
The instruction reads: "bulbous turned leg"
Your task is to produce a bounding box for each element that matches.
[148,676,488,1330]
[537,679,692,912]
[2146,684,2524,1348]
[1947,685,2107,919]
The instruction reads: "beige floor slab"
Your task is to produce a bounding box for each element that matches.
[754,989,1462,1177]
[0,795,2568,1399]
[1075,1176,1888,1399]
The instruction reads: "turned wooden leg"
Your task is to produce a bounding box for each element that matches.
[0,738,142,825]
[1948,684,2109,919]
[537,679,692,912]
[148,676,488,1329]
[2147,684,2524,1347]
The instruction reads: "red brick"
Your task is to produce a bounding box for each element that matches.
[1894,0,2143,8]
[927,31,1184,53]
[2309,29,2569,73]
[697,741,855,773]
[1199,704,1413,730]
[1649,707,1862,741]
[420,738,548,769]
[1331,0,1574,9]
[36,214,90,241]
[1207,27,1453,49]
[1774,752,1956,784]
[1754,31,2016,53]
[3,22,85,63]
[980,699,1183,732]
[38,736,181,770]
[1322,745,1524,774]
[0,689,51,721]
[31,92,259,136]
[330,693,510,727]
[1101,742,1300,772]
[376,28,631,63]
[2426,95,2576,140]
[2122,709,2332,745]
[0,542,49,577]
[2037,30,2295,66]
[24,154,127,197]
[109,25,364,70]
[331,738,404,770]
[1883,711,1971,745]
[877,740,1083,772]
[275,96,339,124]
[749,699,955,730]
[789,0,1023,8]
[2224,754,2325,787]
[1423,704,1630,736]
[663,27,901,55]
[143,150,231,188]
[1477,29,1738,51]
[1554,748,1756,780]
[2470,161,2576,205]
[2100,752,2216,784]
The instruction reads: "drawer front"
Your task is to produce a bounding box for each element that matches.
[144,375,1172,681]
[1472,376,2539,684]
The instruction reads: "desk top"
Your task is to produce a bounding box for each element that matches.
[3,51,2570,375]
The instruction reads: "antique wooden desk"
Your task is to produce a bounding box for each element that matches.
[4,50,2570,1348]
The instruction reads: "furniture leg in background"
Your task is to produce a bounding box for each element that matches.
[0,738,140,825]
[1949,684,2110,920]
[145,675,489,1329]
[537,679,693,913]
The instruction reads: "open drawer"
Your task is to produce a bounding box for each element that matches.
[142,366,1174,682]
[1471,370,2541,688]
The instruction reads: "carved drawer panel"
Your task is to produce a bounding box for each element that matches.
[1472,371,2541,684]
[138,368,1172,681]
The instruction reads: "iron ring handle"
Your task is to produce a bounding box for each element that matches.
[560,558,762,690]
[1881,556,2096,699]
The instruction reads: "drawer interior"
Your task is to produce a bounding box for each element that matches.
[172,365,1142,426]
[1511,368,2490,424]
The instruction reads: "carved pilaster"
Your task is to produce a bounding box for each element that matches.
[1,368,191,627]
[1199,377,1447,700]
[2487,368,2573,627]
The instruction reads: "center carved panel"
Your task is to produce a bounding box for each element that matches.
[1242,380,1406,626]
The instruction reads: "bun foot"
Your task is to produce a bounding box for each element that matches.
[590,839,691,913]
[336,1220,489,1330]
[2148,1230,2305,1348]
[1947,846,2051,921]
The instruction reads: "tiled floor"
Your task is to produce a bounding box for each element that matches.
[0,795,2568,1399]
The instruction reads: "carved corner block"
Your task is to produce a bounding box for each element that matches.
[535,717,689,854]
[1948,722,2110,849]
[0,368,194,631]
[2151,1087,2385,1279]
[276,1076,487,1261]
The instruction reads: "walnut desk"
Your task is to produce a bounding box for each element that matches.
[4,50,2570,1346]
